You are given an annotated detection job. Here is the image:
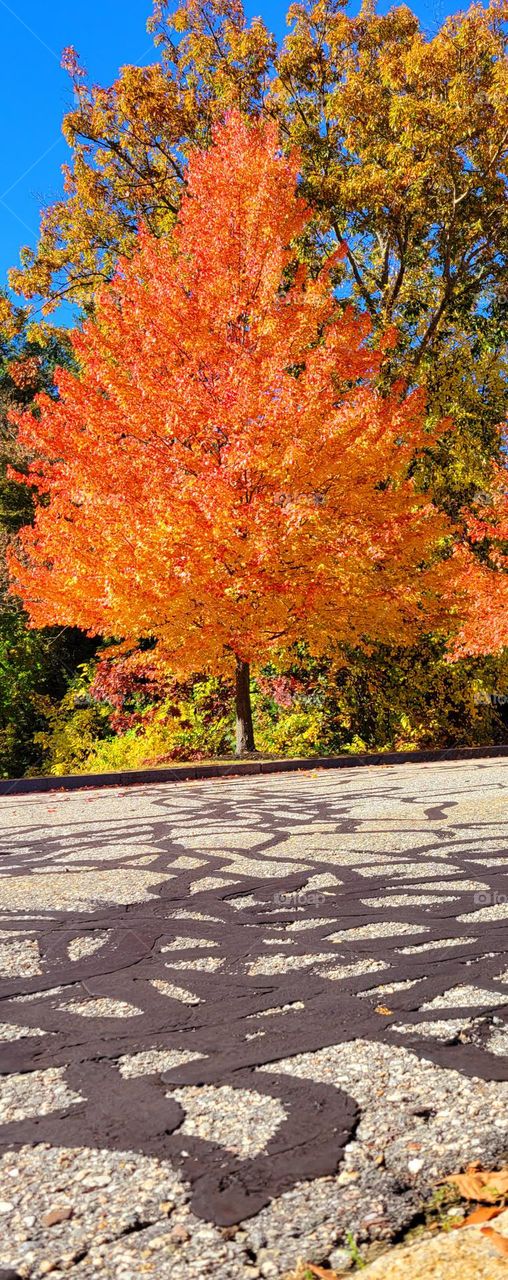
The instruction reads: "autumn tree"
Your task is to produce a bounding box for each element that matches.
[9,0,507,533]
[270,0,508,727]
[9,113,480,754]
[273,0,508,351]
[5,0,508,764]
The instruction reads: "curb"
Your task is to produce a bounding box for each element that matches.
[1,743,507,796]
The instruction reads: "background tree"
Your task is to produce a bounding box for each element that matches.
[0,295,94,776]
[271,0,508,504]
[9,0,275,316]
[9,114,475,754]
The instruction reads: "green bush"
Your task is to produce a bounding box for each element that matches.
[84,688,234,774]
[253,641,508,758]
[38,675,235,775]
[34,670,110,775]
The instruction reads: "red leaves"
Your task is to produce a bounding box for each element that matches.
[7,356,41,391]
[89,651,172,731]
[257,674,301,708]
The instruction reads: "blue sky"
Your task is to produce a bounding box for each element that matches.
[0,0,457,310]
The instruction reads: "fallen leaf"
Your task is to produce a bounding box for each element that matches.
[375,1005,393,1015]
[442,1165,508,1204]
[454,1205,504,1228]
[481,1227,508,1255]
[304,1266,344,1279]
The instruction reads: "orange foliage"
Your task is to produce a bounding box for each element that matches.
[451,453,508,657]
[8,113,501,675]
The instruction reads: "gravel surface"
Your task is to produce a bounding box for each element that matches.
[0,1067,83,1125]
[0,758,507,1277]
[172,1083,287,1158]
[149,977,203,1003]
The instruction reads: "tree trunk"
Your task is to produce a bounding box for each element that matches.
[235,657,255,755]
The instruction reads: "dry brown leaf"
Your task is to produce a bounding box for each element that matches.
[375,1005,393,1015]
[304,1266,344,1279]
[454,1205,504,1228]
[481,1227,508,1255]
[443,1165,508,1204]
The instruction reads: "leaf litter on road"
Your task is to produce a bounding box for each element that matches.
[441,1162,508,1229]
